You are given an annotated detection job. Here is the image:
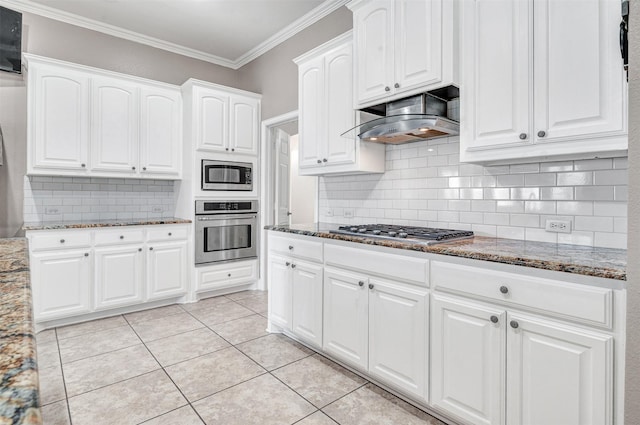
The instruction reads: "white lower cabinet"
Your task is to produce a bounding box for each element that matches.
[196,259,258,293]
[31,249,92,320]
[269,254,293,330]
[323,267,429,401]
[431,294,613,425]
[94,245,144,310]
[146,240,188,301]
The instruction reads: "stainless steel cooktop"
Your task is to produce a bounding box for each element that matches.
[330,224,474,245]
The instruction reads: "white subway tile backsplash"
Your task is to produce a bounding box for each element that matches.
[319,137,626,248]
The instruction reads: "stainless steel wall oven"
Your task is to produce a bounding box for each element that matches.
[195,200,258,265]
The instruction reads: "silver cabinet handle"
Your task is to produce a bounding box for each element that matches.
[60,239,65,243]
[510,320,519,329]
[519,133,527,140]
[368,283,374,290]
[499,286,509,294]
[358,281,365,287]
[537,130,546,138]
[490,315,499,324]
[285,261,291,267]
[291,264,296,269]
[84,252,89,257]
[385,86,390,92]
[394,83,400,88]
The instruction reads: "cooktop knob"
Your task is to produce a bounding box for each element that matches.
[358,228,367,233]
[372,230,381,235]
[350,227,359,232]
[388,231,397,237]
[398,232,408,238]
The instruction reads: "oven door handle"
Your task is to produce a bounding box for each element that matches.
[196,215,257,221]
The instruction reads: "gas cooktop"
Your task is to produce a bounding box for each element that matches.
[330,224,474,245]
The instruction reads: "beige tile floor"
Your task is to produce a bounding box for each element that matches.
[36,290,446,425]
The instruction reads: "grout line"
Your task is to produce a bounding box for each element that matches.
[53,328,73,425]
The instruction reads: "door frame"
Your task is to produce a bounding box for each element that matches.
[259,110,319,292]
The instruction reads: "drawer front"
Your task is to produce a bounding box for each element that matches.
[269,234,323,263]
[28,230,92,251]
[94,228,144,246]
[325,244,429,287]
[197,260,258,292]
[147,225,189,242]
[431,261,613,328]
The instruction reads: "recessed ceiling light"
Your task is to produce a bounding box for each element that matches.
[370,137,378,141]
[419,128,430,132]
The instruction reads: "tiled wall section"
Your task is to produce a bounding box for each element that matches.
[23,176,176,222]
[319,136,628,249]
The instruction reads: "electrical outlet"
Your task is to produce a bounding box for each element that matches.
[344,208,354,218]
[45,207,60,215]
[545,219,572,233]
[324,208,333,217]
[152,206,163,213]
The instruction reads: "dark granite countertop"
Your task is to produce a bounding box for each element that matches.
[0,239,42,425]
[23,217,191,231]
[265,223,627,281]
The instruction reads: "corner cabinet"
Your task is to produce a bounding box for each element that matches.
[182,79,261,156]
[25,54,182,179]
[348,0,459,108]
[459,0,627,163]
[294,31,385,176]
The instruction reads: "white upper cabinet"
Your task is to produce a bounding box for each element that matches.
[349,0,458,108]
[460,0,627,163]
[91,77,139,174]
[139,86,182,177]
[29,63,90,172]
[25,54,182,179]
[294,31,385,176]
[183,79,261,156]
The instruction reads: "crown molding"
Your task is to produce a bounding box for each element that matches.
[0,0,349,70]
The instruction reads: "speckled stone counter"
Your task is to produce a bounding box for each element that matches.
[265,223,627,281]
[23,217,191,231]
[0,239,42,425]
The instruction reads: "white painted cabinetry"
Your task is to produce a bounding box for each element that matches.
[294,31,385,176]
[348,0,458,108]
[183,79,261,156]
[460,0,627,163]
[25,54,182,179]
[95,245,144,310]
[146,240,188,301]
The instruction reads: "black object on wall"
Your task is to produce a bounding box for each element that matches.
[0,6,22,74]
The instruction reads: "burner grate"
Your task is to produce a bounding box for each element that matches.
[332,224,474,243]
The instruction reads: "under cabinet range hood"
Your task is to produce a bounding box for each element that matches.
[343,85,460,145]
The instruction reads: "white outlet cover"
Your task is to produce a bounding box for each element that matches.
[344,208,354,218]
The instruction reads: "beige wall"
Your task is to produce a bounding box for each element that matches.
[0,12,239,237]
[625,1,639,422]
[236,6,352,120]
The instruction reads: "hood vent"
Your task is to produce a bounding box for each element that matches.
[343,85,459,144]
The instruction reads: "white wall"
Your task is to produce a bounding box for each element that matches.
[320,136,627,249]
[289,135,317,225]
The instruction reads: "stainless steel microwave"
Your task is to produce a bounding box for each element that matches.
[201,160,253,191]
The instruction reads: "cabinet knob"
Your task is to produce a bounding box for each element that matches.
[288,245,293,250]
[368,283,374,290]
[394,83,400,88]
[228,273,231,277]
[358,281,365,287]
[120,235,124,239]
[168,232,172,236]
[537,130,546,138]
[519,133,527,140]
[499,285,509,294]
[226,148,229,151]
[285,261,291,267]
[84,252,89,257]
[149,247,154,251]
[510,320,519,329]
[142,167,147,171]
[490,315,499,324]
[60,239,65,243]
[132,166,136,170]
[231,148,235,152]
[291,264,296,269]
[385,86,391,92]
[138,248,142,252]
[322,158,328,163]
[81,163,86,168]
[317,159,322,164]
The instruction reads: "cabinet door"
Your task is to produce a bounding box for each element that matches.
[146,240,188,301]
[368,278,428,401]
[91,77,139,174]
[95,245,144,310]
[323,267,368,371]
[140,87,181,177]
[353,0,395,106]
[31,249,92,321]
[533,0,625,143]
[229,95,259,155]
[395,0,443,93]
[431,294,506,425]
[325,43,356,167]
[195,87,229,152]
[30,64,90,172]
[291,259,323,348]
[506,313,613,425]
[298,58,325,169]
[268,254,293,330]
[460,0,531,156]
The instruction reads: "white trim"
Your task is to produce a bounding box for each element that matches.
[1,0,349,70]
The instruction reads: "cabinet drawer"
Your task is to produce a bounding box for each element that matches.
[269,234,323,263]
[147,225,189,242]
[197,260,258,292]
[94,228,144,246]
[431,261,613,328]
[29,230,92,251]
[325,244,429,287]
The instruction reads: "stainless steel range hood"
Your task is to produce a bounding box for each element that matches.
[343,85,459,144]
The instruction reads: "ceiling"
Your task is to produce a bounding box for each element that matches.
[1,0,347,69]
